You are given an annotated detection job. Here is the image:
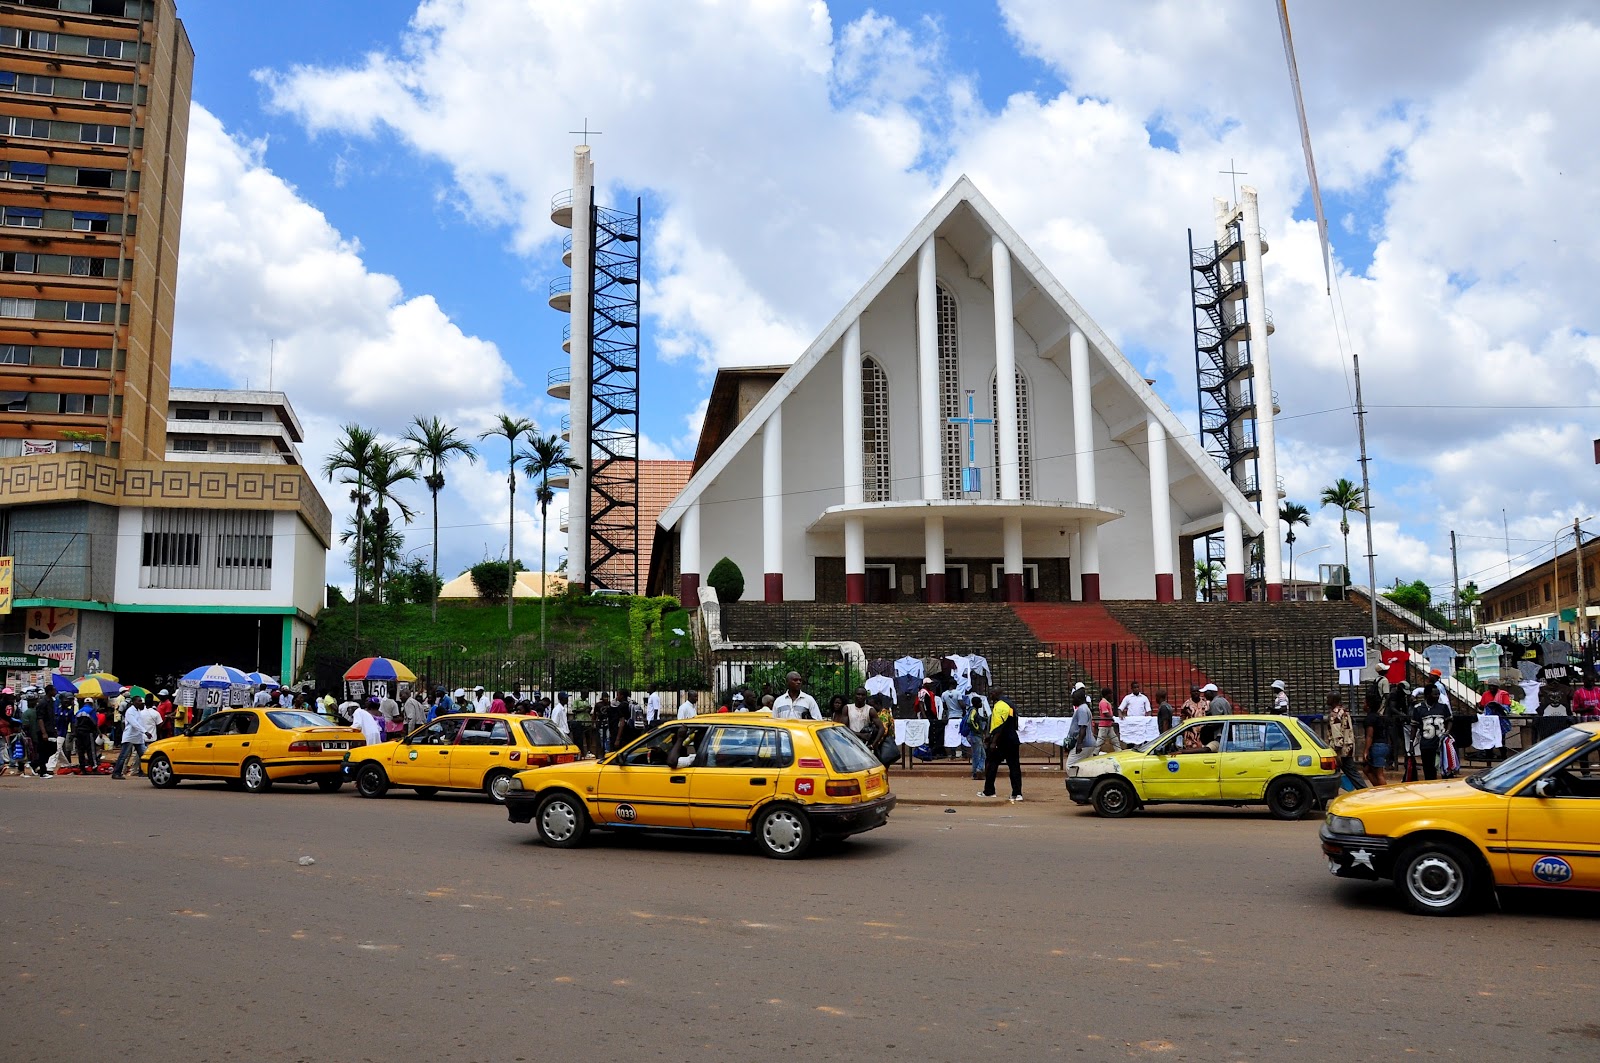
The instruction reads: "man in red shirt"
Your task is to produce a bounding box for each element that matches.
[1571,675,1600,716]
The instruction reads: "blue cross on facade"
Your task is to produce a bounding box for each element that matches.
[947,389,992,495]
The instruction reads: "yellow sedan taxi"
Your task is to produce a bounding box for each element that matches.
[144,708,363,793]
[503,714,896,858]
[343,713,580,804]
[1322,721,1600,915]
[1066,714,1340,819]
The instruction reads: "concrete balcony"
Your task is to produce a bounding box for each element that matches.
[547,471,570,489]
[562,321,571,354]
[562,232,573,268]
[548,275,571,313]
[546,366,570,400]
[559,413,570,442]
[551,189,573,228]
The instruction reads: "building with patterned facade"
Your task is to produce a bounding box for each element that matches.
[0,1,329,686]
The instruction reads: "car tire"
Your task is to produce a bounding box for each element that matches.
[1091,778,1137,818]
[753,804,814,859]
[241,759,272,794]
[535,791,589,848]
[355,763,389,799]
[484,770,515,805]
[414,787,438,798]
[316,777,344,793]
[147,753,179,789]
[1265,776,1314,820]
[1396,840,1480,916]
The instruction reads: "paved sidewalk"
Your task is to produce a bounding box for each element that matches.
[886,765,1075,807]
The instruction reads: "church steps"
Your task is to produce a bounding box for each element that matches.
[1011,603,1208,697]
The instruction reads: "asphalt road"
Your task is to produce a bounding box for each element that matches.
[2,775,1597,1062]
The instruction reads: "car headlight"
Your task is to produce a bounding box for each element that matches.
[1326,814,1366,835]
[506,777,525,792]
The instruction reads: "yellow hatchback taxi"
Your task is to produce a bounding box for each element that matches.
[343,713,580,804]
[504,714,895,858]
[1066,714,1340,819]
[1322,721,1600,915]
[144,707,363,793]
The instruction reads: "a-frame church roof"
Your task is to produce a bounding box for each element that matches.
[658,176,1267,537]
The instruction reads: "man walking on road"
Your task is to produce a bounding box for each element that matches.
[1065,688,1095,769]
[979,688,1022,802]
[111,698,159,779]
[772,672,821,720]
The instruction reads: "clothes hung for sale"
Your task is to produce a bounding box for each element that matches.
[893,656,925,698]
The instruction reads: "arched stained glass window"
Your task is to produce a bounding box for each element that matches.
[862,355,890,502]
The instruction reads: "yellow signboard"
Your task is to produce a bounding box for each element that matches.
[0,556,12,616]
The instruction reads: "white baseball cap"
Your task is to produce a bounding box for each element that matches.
[1201,683,1218,693]
[1270,679,1286,691]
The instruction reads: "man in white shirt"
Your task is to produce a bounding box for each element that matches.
[550,693,569,736]
[111,698,160,779]
[772,672,822,720]
[401,690,428,732]
[1117,681,1151,718]
[676,691,699,720]
[252,688,272,708]
[474,686,493,713]
[277,688,295,709]
[351,699,384,746]
[645,688,662,724]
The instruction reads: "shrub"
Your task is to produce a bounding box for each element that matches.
[706,556,744,603]
[326,584,347,607]
[471,559,524,604]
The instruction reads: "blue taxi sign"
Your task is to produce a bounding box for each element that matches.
[1332,636,1367,670]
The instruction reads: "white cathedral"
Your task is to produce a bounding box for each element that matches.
[636,176,1283,607]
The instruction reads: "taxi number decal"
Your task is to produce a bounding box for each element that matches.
[1297,755,1313,767]
[795,778,815,796]
[616,803,637,821]
[408,750,418,760]
[1166,760,1180,773]
[1532,856,1573,884]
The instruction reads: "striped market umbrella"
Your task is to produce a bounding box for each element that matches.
[343,657,416,683]
[245,672,280,687]
[179,664,252,689]
[83,671,121,684]
[48,676,79,695]
[72,677,124,698]
[125,685,153,700]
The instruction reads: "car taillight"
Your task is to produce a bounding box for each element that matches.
[288,740,321,753]
[1320,756,1337,771]
[826,779,861,797]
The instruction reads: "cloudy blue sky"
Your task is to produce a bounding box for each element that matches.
[169,0,1600,601]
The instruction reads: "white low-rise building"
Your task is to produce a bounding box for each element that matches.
[164,388,305,465]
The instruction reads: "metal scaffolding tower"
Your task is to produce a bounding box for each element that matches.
[583,197,642,592]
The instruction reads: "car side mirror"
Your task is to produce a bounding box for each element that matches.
[1533,777,1555,798]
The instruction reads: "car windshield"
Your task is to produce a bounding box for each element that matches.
[520,719,568,747]
[1469,726,1593,794]
[816,725,879,774]
[266,711,329,730]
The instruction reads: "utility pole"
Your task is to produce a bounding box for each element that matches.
[1552,530,1562,640]
[1450,530,1461,630]
[1576,517,1587,640]
[1352,353,1379,645]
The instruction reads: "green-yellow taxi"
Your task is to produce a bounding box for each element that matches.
[504,713,895,858]
[1066,714,1340,819]
[1322,721,1600,915]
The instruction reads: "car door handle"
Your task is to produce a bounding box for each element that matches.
[489,751,500,757]
[750,777,767,785]
[241,742,250,747]
[670,775,686,784]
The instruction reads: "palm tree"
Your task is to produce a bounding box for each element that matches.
[1279,501,1310,586]
[1319,478,1365,586]
[364,443,417,603]
[339,514,403,598]
[481,414,536,630]
[1195,559,1221,602]
[404,416,479,622]
[519,433,581,654]
[322,424,378,634]
[1456,581,1480,630]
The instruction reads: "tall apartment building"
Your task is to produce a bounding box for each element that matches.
[0,1,331,688]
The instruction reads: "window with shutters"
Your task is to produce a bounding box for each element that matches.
[990,369,1034,500]
[936,285,961,497]
[861,355,890,502]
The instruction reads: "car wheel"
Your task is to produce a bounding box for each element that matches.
[316,777,344,793]
[414,787,438,798]
[147,753,179,789]
[484,770,515,805]
[1265,776,1315,820]
[355,763,389,799]
[535,792,589,848]
[1091,778,1137,818]
[1396,841,1479,916]
[754,804,814,859]
[241,759,272,794]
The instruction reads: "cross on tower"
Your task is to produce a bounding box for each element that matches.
[947,389,992,495]
[569,119,603,145]
[1220,158,1248,203]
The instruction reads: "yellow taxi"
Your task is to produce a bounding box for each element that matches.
[1321,721,1600,915]
[1066,714,1340,819]
[144,707,363,793]
[503,713,896,858]
[343,712,580,804]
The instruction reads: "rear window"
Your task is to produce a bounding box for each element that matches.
[520,719,568,747]
[816,725,879,774]
[266,711,328,730]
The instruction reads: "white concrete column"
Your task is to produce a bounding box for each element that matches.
[1241,186,1283,598]
[1223,508,1245,602]
[924,516,946,603]
[762,406,783,602]
[844,517,866,602]
[917,236,941,501]
[992,236,1020,502]
[1070,326,1100,600]
[678,500,701,607]
[1002,516,1024,601]
[1147,417,1175,601]
[841,319,863,506]
[566,146,595,587]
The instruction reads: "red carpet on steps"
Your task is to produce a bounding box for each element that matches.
[1010,603,1210,694]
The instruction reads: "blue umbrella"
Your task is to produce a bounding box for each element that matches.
[245,671,280,687]
[179,664,252,688]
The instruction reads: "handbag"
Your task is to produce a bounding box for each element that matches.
[876,735,899,766]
